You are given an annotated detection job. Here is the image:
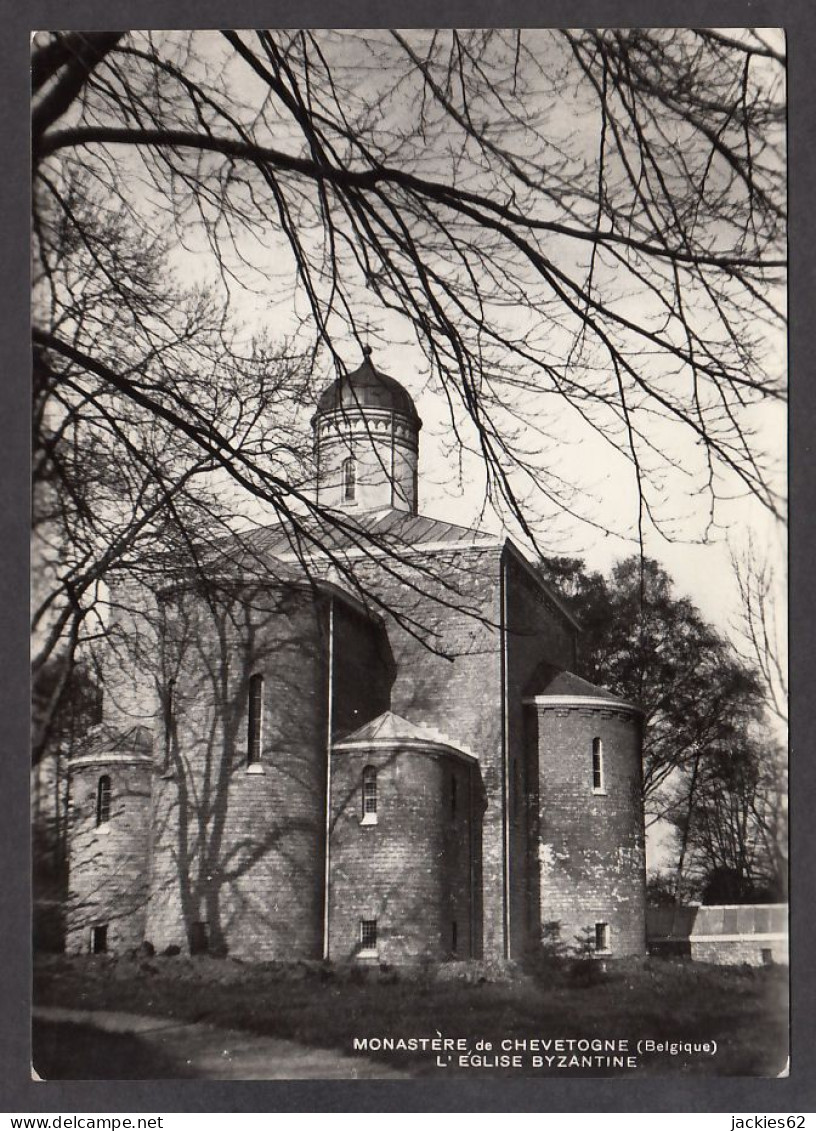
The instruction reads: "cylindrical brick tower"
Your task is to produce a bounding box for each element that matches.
[524,668,646,957]
[65,725,153,954]
[328,711,483,963]
[312,348,421,514]
[144,581,330,961]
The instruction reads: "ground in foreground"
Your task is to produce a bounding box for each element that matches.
[33,953,788,1079]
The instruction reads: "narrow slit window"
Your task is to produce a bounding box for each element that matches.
[164,678,175,767]
[248,674,263,765]
[362,765,378,822]
[595,922,610,952]
[91,924,108,954]
[360,918,377,952]
[96,775,111,826]
[592,738,604,792]
[343,456,357,503]
[451,920,458,955]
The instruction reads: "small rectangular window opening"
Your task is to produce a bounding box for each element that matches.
[451,920,458,955]
[360,919,377,952]
[248,674,263,764]
[761,948,774,966]
[595,922,610,953]
[592,738,604,792]
[91,924,108,954]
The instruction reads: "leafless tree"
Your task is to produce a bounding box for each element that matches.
[33,29,786,540]
[730,537,788,725]
[31,166,321,751]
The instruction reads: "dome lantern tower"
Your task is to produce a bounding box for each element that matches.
[312,348,421,514]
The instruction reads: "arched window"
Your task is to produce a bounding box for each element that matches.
[343,456,357,503]
[248,674,264,765]
[362,765,378,823]
[96,775,111,826]
[592,737,604,792]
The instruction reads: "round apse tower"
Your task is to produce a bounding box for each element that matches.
[312,349,422,514]
[524,666,647,958]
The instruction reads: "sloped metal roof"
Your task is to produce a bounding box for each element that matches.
[234,507,496,560]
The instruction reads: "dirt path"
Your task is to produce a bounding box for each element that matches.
[33,1006,408,1080]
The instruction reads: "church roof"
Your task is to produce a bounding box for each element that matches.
[316,349,421,424]
[525,661,631,705]
[338,711,435,744]
[208,511,579,632]
[244,507,496,560]
[335,710,476,759]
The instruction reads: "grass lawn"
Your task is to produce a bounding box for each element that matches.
[33,953,788,1079]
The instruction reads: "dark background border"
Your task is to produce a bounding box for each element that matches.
[4,2,813,1113]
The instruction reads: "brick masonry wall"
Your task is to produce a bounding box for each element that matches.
[350,543,585,961]
[332,601,394,739]
[329,743,478,962]
[530,703,646,957]
[352,545,504,957]
[65,760,152,954]
[144,583,330,960]
[69,534,645,965]
[505,550,578,958]
[99,579,163,733]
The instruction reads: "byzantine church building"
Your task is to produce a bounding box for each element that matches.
[66,350,646,963]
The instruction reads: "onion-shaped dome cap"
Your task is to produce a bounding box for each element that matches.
[315,347,421,424]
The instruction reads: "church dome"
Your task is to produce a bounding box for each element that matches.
[315,348,421,424]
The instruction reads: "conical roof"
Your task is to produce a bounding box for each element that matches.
[315,349,420,424]
[334,711,475,759]
[525,661,632,705]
